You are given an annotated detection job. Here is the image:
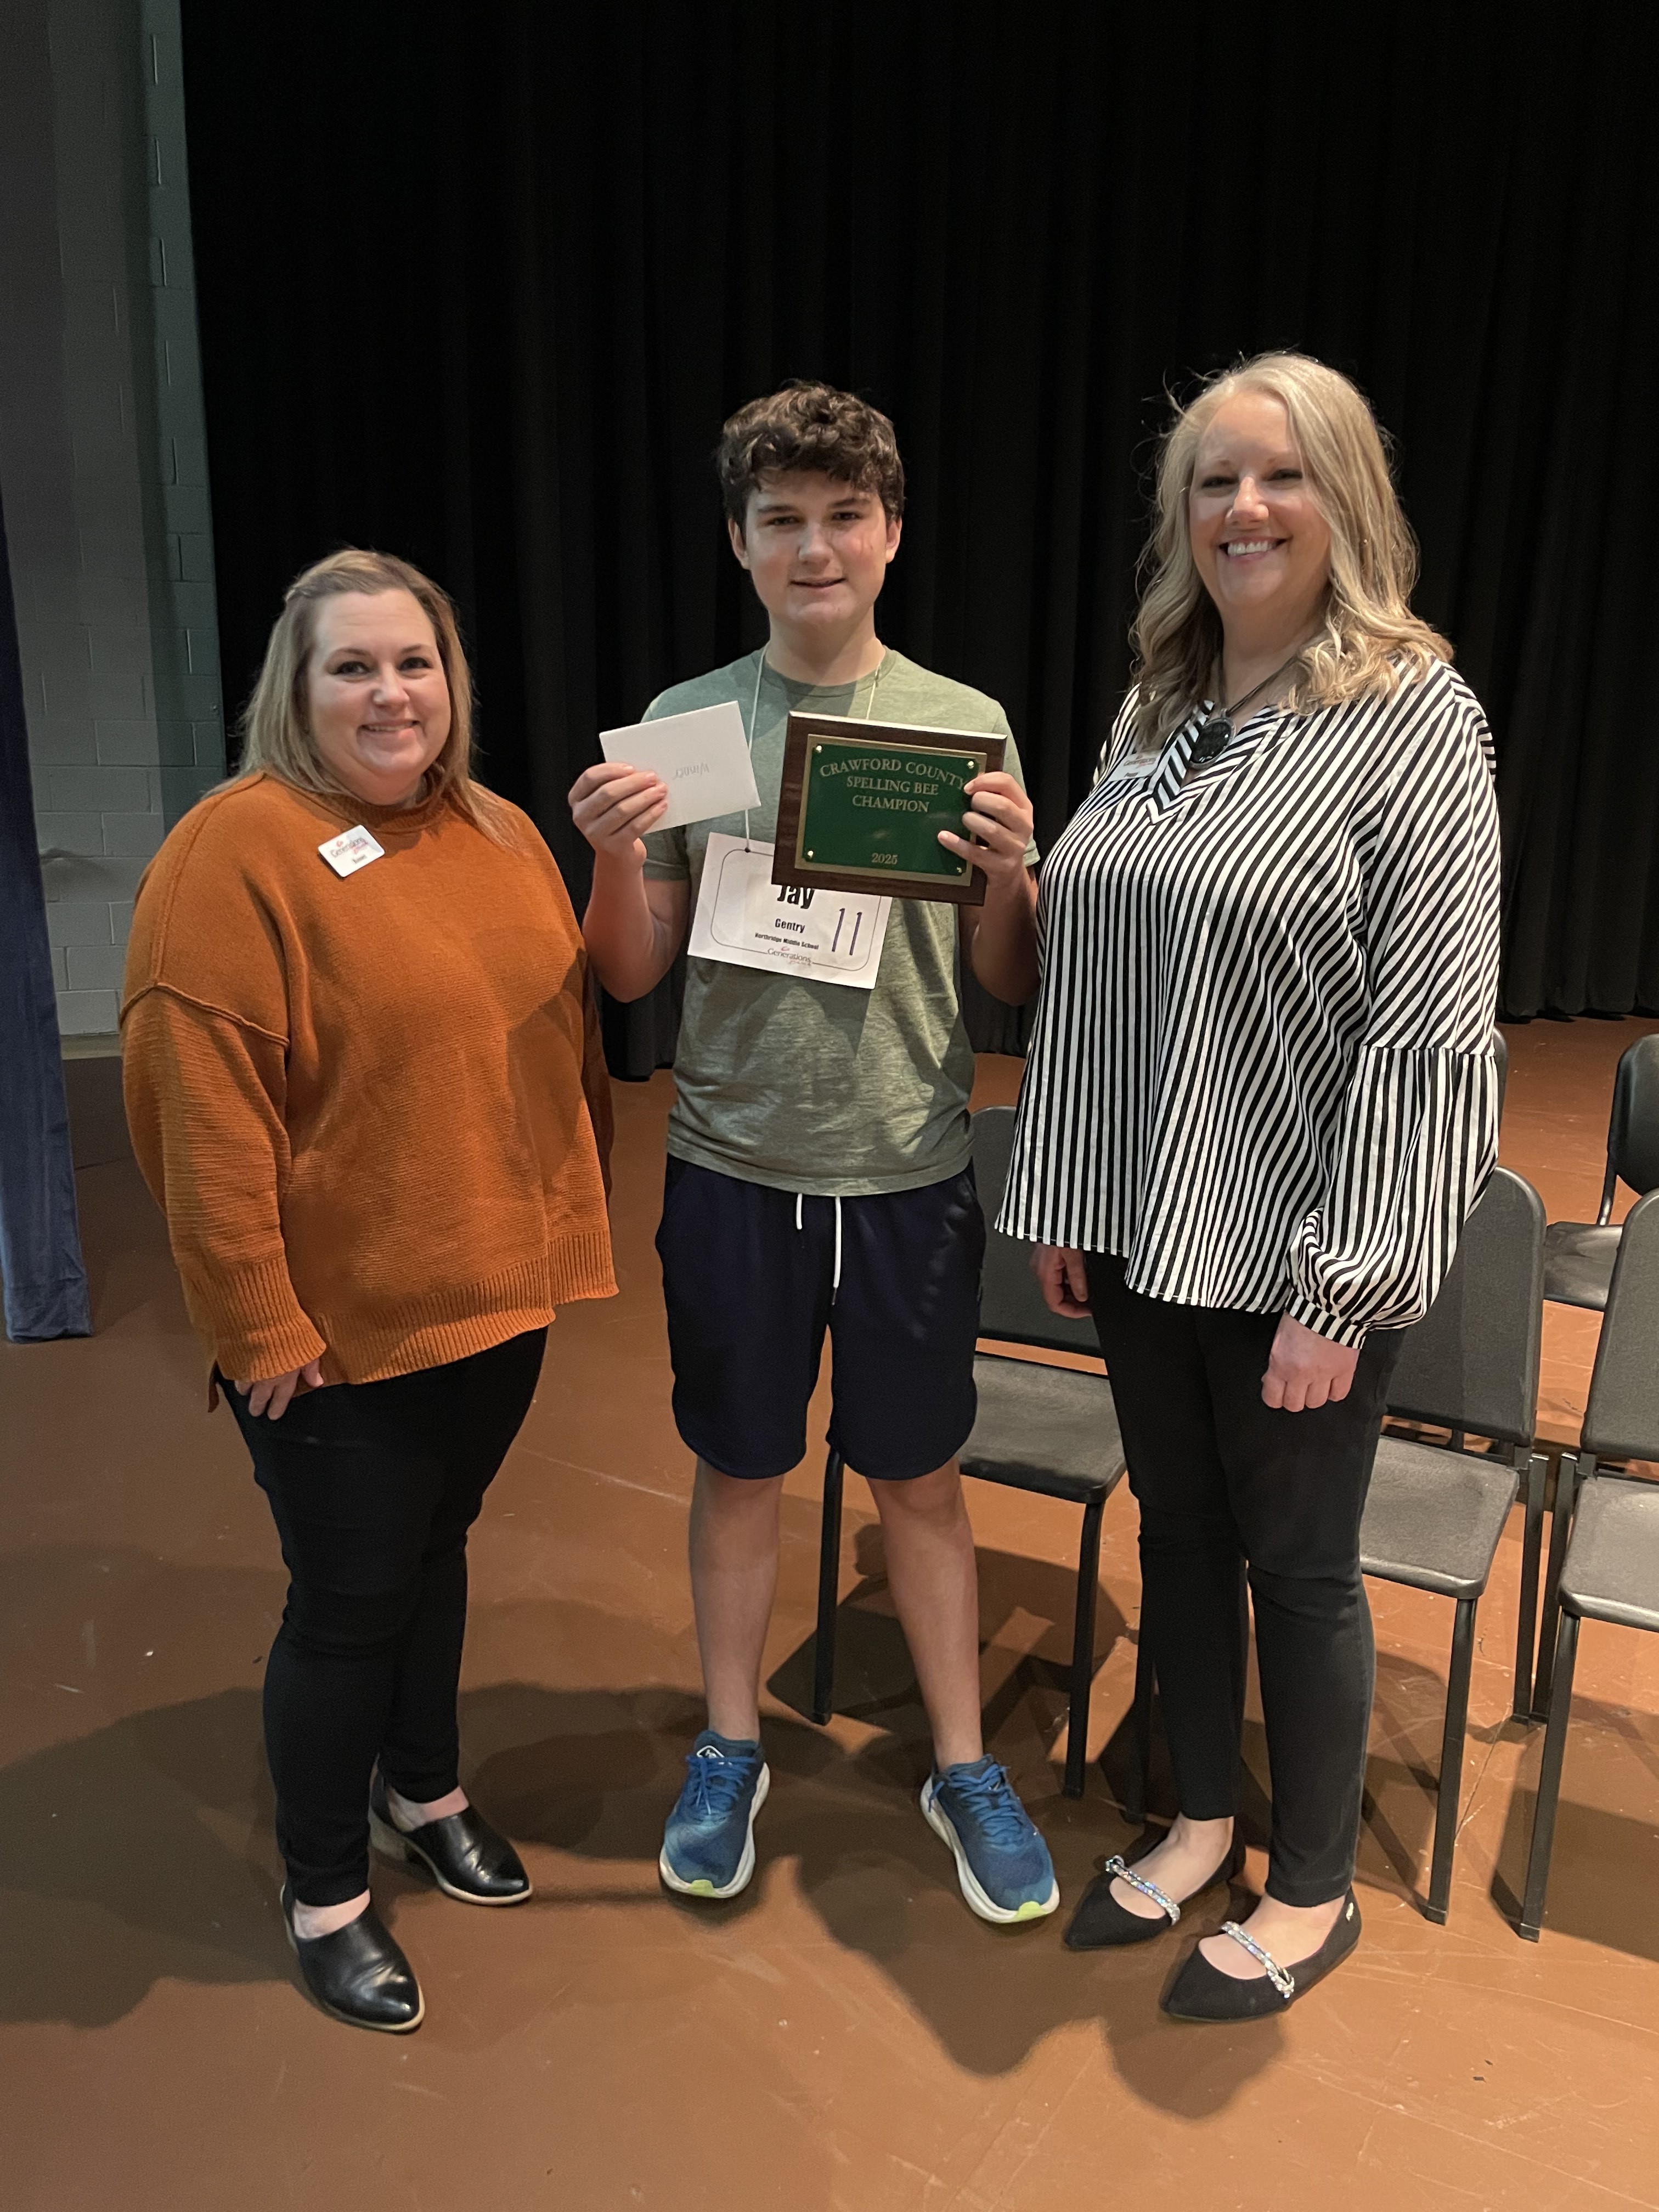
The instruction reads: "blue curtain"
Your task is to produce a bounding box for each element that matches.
[0,487,91,1340]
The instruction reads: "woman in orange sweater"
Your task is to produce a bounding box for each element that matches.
[122,550,616,2033]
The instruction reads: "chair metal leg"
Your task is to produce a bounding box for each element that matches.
[1520,1608,1582,1940]
[1064,1496,1105,1799]
[1426,1598,1477,1923]
[1513,1450,1546,1723]
[810,1449,845,1725]
[1532,1453,1584,1719]
[1124,1630,1154,1827]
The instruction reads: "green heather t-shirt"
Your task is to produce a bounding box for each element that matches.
[641,648,1037,1197]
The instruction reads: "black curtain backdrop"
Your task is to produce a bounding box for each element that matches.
[182,0,1659,1054]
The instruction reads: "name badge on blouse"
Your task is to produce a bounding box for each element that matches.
[687,831,890,990]
[318,825,386,878]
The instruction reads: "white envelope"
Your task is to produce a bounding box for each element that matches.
[599,700,761,832]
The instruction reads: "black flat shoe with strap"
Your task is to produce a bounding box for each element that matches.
[1161,1889,1361,2021]
[369,1770,532,1905]
[281,1886,424,2033]
[1064,1833,1247,1951]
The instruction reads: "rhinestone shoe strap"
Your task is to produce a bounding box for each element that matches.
[1218,1920,1296,2000]
[1103,1854,1180,1925]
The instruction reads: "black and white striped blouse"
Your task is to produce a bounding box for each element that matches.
[999,661,1503,1345]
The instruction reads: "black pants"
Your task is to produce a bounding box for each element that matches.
[1087,1258,1401,1907]
[225,1329,546,1906]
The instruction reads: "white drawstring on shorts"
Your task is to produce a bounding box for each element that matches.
[794,1192,843,1302]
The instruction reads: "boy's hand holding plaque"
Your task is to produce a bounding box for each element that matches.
[772,714,1009,905]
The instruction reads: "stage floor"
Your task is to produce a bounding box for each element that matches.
[2,1019,1657,2210]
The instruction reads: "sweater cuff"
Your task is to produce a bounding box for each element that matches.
[1282,1292,1368,1351]
[191,1256,328,1382]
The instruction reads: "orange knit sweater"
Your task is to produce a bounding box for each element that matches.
[121,772,616,1386]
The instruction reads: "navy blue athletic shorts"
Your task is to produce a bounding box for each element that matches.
[654,1156,985,1482]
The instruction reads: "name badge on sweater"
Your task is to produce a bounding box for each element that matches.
[318,825,386,878]
[688,832,890,989]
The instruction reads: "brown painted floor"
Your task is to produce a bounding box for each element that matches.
[3,1020,1658,2210]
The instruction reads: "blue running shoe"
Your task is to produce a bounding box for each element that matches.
[659,1730,770,1900]
[922,1757,1059,1924]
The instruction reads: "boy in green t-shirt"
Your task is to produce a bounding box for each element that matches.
[568,383,1057,1924]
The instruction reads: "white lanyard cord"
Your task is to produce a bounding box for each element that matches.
[742,650,884,850]
[741,651,765,850]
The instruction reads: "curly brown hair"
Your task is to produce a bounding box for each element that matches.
[715,381,906,530]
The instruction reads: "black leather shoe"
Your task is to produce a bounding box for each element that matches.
[1065,1834,1245,1951]
[369,1770,532,1905]
[1162,1889,1361,2021]
[281,1886,424,2033]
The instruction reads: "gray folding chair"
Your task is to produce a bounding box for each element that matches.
[1543,1034,1659,1311]
[1361,1165,1547,1922]
[810,1106,1127,1798]
[1520,1189,1659,1939]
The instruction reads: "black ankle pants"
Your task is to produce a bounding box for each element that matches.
[1086,1258,1401,1907]
[224,1329,546,1906]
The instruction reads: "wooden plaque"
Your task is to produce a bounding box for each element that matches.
[772,713,1007,905]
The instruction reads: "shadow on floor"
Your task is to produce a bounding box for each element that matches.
[766,1517,1133,1756]
[441,1675,1293,2114]
[1487,1718,1659,1951]
[6,1542,1648,2108]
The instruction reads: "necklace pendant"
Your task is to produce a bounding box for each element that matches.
[1189,716,1233,766]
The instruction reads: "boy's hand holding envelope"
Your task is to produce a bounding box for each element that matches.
[568,759,670,864]
[569,702,761,864]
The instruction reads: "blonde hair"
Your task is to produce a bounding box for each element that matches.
[1131,352,1451,749]
[230,548,515,842]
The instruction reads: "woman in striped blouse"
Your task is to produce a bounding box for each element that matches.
[1002,353,1501,2021]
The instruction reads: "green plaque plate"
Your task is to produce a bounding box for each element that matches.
[773,714,1006,904]
[800,736,984,882]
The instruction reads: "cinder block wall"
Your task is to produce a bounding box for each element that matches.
[0,0,223,1037]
